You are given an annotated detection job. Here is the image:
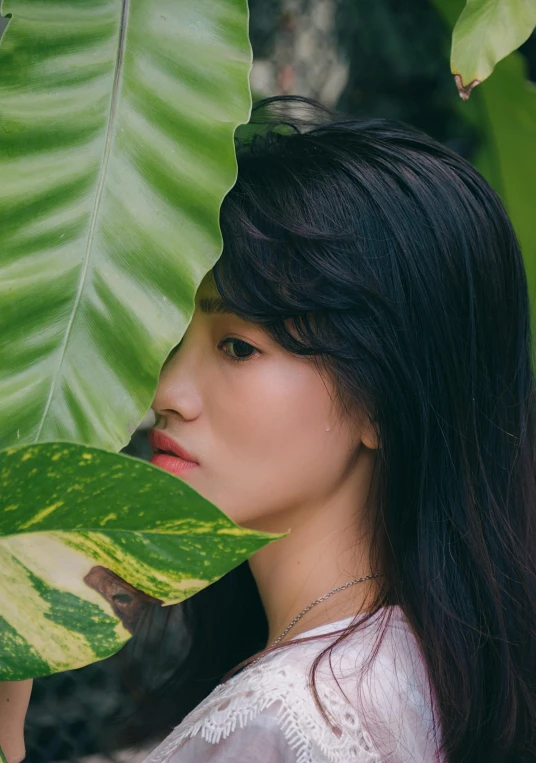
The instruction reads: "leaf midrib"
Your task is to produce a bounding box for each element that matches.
[34,0,130,441]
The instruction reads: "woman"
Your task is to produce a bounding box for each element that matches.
[2,94,535,762]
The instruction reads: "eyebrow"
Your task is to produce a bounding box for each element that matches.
[198,295,264,328]
[198,296,236,315]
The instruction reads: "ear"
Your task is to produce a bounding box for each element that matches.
[361,418,379,450]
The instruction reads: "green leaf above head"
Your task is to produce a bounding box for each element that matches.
[0,442,286,681]
[450,0,536,99]
[433,0,536,349]
[0,0,253,451]
[465,54,536,338]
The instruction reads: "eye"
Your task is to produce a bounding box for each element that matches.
[218,337,259,362]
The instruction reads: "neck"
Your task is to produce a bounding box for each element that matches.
[247,487,379,645]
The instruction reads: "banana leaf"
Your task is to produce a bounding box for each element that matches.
[0,442,285,681]
[450,0,536,99]
[0,0,253,451]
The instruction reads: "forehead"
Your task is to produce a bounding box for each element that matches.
[194,270,270,331]
[196,270,218,297]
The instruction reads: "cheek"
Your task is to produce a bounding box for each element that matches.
[219,361,331,454]
[205,361,345,516]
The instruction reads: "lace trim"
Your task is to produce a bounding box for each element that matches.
[143,648,380,763]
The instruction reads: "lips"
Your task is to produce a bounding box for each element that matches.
[148,429,199,476]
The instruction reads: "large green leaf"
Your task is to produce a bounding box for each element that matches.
[450,0,536,99]
[0,442,286,680]
[0,0,253,451]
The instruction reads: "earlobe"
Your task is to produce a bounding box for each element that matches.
[361,421,379,450]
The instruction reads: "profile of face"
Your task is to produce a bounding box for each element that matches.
[151,271,377,534]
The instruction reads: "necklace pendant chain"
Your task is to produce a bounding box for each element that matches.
[271,572,384,647]
[244,573,384,670]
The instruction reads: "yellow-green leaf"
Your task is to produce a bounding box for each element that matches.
[0,442,286,680]
[433,0,536,344]
[451,0,536,99]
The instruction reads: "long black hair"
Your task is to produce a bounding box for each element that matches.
[113,95,536,762]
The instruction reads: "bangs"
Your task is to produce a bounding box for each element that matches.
[213,201,342,360]
[212,149,360,360]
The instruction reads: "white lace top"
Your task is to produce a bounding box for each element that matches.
[141,605,444,763]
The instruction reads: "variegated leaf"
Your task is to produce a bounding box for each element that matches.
[0,442,285,680]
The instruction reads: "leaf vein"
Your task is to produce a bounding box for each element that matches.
[34,0,130,441]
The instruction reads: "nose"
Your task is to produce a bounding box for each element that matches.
[152,325,203,423]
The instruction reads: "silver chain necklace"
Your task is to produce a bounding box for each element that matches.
[247,572,384,668]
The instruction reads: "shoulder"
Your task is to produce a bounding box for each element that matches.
[143,636,381,763]
[259,605,442,762]
[328,606,443,761]
[142,606,441,763]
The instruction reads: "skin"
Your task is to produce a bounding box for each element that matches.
[153,271,381,643]
[0,271,381,758]
[0,680,32,763]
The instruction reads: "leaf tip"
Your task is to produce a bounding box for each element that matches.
[454,73,481,101]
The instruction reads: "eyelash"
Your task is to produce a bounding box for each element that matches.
[218,337,259,363]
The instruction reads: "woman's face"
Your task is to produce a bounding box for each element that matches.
[151,271,373,533]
